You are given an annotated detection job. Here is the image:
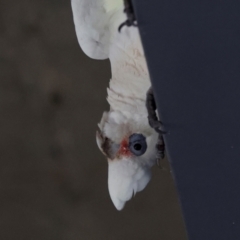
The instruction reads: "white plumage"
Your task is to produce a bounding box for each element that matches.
[71,0,158,210]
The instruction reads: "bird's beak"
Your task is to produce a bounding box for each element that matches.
[107,158,152,210]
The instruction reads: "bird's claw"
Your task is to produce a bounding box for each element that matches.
[118,0,137,32]
[148,118,167,135]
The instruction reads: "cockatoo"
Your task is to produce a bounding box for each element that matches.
[71,0,164,210]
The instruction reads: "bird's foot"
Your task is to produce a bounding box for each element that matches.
[146,87,166,164]
[118,0,137,32]
[146,87,166,134]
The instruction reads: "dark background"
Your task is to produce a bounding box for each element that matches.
[0,0,186,239]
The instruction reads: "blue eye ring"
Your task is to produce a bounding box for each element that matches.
[128,133,147,156]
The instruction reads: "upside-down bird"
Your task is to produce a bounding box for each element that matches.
[71,0,164,210]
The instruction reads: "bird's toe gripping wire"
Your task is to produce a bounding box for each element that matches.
[118,0,137,32]
[146,87,166,164]
[146,87,166,134]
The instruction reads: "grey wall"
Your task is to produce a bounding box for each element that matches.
[0,0,186,239]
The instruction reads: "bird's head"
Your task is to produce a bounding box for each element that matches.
[96,110,158,210]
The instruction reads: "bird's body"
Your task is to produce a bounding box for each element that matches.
[71,0,159,210]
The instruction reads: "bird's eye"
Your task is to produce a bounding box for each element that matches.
[128,134,147,156]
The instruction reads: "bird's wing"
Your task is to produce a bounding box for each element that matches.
[71,0,123,60]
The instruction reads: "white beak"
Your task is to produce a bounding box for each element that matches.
[108,158,152,210]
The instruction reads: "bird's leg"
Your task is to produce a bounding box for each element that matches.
[118,0,137,32]
[146,87,166,164]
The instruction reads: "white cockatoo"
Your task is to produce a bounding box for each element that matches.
[71,0,162,210]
